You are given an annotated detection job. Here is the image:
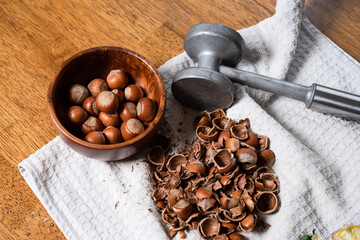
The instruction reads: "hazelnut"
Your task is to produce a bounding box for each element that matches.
[258,149,275,167]
[68,106,87,125]
[112,89,125,103]
[245,131,259,148]
[87,78,108,97]
[102,126,122,144]
[228,233,246,240]
[106,69,128,89]
[96,91,118,113]
[185,161,206,176]
[137,97,156,122]
[81,116,104,135]
[99,111,120,127]
[224,138,240,152]
[82,96,100,116]
[69,83,89,105]
[120,118,144,141]
[119,102,137,122]
[172,199,193,220]
[124,84,144,102]
[235,148,257,164]
[84,131,106,144]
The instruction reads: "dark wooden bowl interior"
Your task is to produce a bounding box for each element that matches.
[49,46,165,150]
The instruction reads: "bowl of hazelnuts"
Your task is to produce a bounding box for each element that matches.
[48,46,166,161]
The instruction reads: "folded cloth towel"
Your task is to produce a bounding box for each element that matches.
[19,0,360,239]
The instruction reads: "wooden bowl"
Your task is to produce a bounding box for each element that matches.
[48,46,166,161]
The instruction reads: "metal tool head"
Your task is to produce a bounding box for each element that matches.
[172,67,234,111]
[184,22,245,67]
[172,23,245,110]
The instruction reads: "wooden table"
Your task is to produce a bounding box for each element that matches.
[0,0,358,239]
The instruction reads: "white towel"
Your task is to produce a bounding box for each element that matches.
[19,0,360,239]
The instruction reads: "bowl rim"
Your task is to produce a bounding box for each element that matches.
[47,46,166,150]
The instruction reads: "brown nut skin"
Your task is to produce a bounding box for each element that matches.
[119,102,137,122]
[218,131,230,146]
[106,70,128,89]
[228,233,246,240]
[112,89,125,103]
[185,161,207,176]
[137,97,156,122]
[258,149,275,167]
[124,84,144,102]
[87,78,108,97]
[225,138,240,152]
[244,131,259,148]
[120,118,144,141]
[84,131,106,144]
[96,91,118,114]
[69,83,89,105]
[99,111,120,127]
[82,96,100,116]
[235,148,257,164]
[68,106,88,125]
[102,126,122,144]
[172,199,193,220]
[81,116,104,135]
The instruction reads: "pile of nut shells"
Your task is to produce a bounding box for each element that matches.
[67,69,156,144]
[147,109,280,239]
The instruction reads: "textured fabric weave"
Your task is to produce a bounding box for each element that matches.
[19,0,360,239]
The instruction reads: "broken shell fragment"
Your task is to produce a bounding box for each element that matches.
[239,214,257,232]
[213,149,236,173]
[258,135,269,150]
[255,191,278,214]
[147,146,165,166]
[196,125,219,142]
[166,154,187,174]
[197,198,217,212]
[213,234,229,240]
[230,124,248,140]
[195,111,212,127]
[186,161,207,176]
[152,187,168,201]
[218,131,231,146]
[212,117,235,131]
[196,187,213,199]
[198,217,221,239]
[255,173,279,193]
[172,199,193,220]
[210,109,226,119]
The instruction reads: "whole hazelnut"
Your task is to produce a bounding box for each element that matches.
[224,138,240,152]
[119,102,137,122]
[87,78,108,96]
[69,84,89,105]
[84,131,106,144]
[99,111,120,127]
[68,106,88,125]
[112,89,125,103]
[106,70,128,89]
[235,148,257,164]
[96,91,118,113]
[124,84,144,102]
[82,96,100,116]
[136,97,156,122]
[103,126,122,144]
[258,149,275,167]
[81,116,104,135]
[120,118,144,141]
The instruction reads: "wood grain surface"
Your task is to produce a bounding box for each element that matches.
[0,0,358,239]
